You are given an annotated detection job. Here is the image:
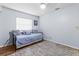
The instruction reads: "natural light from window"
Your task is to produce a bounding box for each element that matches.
[16,18,32,30]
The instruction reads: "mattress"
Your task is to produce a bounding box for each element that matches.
[15,33,43,48]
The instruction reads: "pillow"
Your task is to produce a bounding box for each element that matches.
[21,31,26,35]
[12,30,21,35]
[32,30,38,33]
[26,31,31,35]
[21,30,31,35]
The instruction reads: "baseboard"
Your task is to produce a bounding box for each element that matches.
[45,39,79,50]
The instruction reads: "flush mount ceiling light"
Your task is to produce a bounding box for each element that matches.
[40,3,46,10]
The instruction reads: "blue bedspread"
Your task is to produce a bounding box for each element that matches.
[16,33,43,46]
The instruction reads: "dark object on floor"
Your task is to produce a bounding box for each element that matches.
[0,45,15,56]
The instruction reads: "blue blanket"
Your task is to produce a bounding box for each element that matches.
[16,33,43,46]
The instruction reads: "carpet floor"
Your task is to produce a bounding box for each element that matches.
[9,40,79,56]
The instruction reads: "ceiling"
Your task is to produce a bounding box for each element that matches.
[0,3,79,16]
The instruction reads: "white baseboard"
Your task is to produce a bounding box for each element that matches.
[45,39,79,50]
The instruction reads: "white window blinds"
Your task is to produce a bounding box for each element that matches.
[16,18,32,30]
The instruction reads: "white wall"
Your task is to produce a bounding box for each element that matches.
[40,6,79,49]
[0,6,39,47]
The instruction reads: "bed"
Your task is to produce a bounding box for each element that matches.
[9,31,43,49]
[16,33,43,49]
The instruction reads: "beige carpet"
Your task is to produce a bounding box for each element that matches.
[9,40,79,56]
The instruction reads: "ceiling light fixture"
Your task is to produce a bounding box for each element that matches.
[40,3,46,10]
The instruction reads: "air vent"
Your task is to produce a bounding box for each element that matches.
[55,8,60,11]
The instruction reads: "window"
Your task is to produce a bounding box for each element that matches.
[16,18,32,30]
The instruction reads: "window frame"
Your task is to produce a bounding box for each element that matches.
[16,17,33,30]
